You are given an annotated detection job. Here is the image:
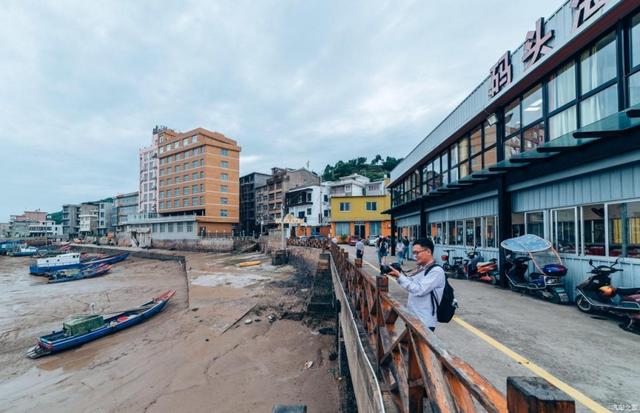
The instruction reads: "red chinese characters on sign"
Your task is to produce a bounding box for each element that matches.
[570,0,608,31]
[488,52,512,98]
[522,18,554,69]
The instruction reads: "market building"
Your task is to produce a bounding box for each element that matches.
[387,0,640,300]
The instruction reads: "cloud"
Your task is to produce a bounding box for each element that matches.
[0,0,563,219]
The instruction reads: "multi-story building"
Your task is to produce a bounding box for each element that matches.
[114,192,139,233]
[285,184,331,237]
[387,0,640,298]
[240,172,271,236]
[79,203,98,236]
[255,167,321,229]
[0,223,9,238]
[328,175,391,239]
[9,211,49,238]
[28,220,63,237]
[98,201,115,235]
[139,126,168,214]
[157,128,241,235]
[62,204,80,237]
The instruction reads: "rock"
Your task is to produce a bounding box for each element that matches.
[191,307,199,312]
[244,318,253,325]
[303,361,314,369]
[328,352,337,361]
[254,318,261,322]
[267,314,277,323]
[205,338,209,342]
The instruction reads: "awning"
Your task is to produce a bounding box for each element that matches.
[275,214,306,225]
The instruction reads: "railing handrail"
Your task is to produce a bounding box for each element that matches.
[289,238,509,412]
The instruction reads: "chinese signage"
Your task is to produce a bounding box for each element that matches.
[522,18,554,68]
[571,0,608,31]
[488,52,512,98]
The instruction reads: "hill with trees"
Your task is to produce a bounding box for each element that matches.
[322,155,403,182]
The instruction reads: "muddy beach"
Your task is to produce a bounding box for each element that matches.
[0,251,340,412]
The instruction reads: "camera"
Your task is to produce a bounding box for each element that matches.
[380,262,403,274]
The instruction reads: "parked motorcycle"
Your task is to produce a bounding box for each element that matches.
[465,247,499,284]
[501,234,570,304]
[441,249,466,279]
[575,258,640,334]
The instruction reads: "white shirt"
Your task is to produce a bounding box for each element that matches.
[397,263,446,329]
[355,240,364,251]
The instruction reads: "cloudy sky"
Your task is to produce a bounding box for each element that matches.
[0,0,562,220]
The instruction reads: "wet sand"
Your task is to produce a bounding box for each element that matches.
[0,252,339,412]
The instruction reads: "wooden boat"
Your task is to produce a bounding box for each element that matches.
[47,264,112,283]
[8,245,39,257]
[83,252,130,266]
[30,252,129,275]
[26,291,176,358]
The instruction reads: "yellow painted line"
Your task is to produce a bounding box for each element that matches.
[453,316,611,413]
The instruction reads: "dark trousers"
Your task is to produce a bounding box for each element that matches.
[356,250,363,259]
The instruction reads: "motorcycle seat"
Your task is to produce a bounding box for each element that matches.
[477,261,495,267]
[616,287,640,296]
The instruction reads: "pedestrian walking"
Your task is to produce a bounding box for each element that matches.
[386,238,445,332]
[396,239,405,265]
[379,236,389,265]
[355,237,364,259]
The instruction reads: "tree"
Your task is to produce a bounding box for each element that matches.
[321,155,403,182]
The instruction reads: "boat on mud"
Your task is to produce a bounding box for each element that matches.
[30,252,129,275]
[26,290,176,358]
[47,264,112,283]
[8,245,39,257]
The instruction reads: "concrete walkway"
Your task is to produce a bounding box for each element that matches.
[340,244,639,413]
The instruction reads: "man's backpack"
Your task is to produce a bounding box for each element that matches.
[425,264,457,323]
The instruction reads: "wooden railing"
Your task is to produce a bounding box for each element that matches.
[287,239,574,413]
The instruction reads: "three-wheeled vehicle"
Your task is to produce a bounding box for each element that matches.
[501,234,569,304]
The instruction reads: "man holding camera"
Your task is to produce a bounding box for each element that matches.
[384,238,445,332]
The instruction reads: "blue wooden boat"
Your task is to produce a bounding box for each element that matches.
[26,290,175,358]
[47,264,112,283]
[8,245,39,257]
[30,252,129,275]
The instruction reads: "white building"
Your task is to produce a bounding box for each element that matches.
[27,220,63,237]
[139,126,163,214]
[285,183,331,236]
[98,201,115,235]
[326,174,370,197]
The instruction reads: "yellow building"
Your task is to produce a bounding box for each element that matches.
[330,195,391,239]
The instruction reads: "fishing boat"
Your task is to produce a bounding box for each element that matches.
[8,245,39,257]
[26,290,176,358]
[47,264,112,283]
[30,252,129,275]
[1,241,22,255]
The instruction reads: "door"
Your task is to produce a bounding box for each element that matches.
[354,223,366,238]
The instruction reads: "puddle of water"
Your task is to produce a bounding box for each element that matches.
[191,272,270,288]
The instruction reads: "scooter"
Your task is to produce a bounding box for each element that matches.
[501,235,570,304]
[575,258,640,334]
[465,247,499,284]
[441,249,465,279]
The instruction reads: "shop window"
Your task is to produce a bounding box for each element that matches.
[434,223,444,244]
[484,122,497,147]
[523,123,545,151]
[521,84,543,126]
[548,62,576,111]
[470,127,482,156]
[335,222,350,236]
[447,221,457,245]
[459,162,469,179]
[525,211,545,238]
[607,201,640,258]
[465,219,475,247]
[474,218,482,247]
[629,72,640,107]
[485,216,497,248]
[440,151,449,185]
[512,213,525,237]
[580,31,617,94]
[484,146,497,166]
[504,99,521,136]
[470,154,482,173]
[552,208,577,254]
[632,14,640,68]
[583,204,605,256]
[549,106,577,140]
[504,136,521,161]
[455,220,464,245]
[458,136,469,164]
[580,84,618,126]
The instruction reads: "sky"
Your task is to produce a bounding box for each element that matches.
[0,0,564,220]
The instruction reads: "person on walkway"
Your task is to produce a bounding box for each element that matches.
[386,238,445,332]
[355,237,364,259]
[396,238,405,265]
[375,235,383,265]
[379,236,389,265]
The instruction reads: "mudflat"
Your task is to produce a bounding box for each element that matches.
[0,252,339,412]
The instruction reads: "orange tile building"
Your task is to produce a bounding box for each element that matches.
[157,128,241,235]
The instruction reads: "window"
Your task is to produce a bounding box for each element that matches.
[187,222,193,233]
[339,202,350,212]
[580,84,618,126]
[440,151,449,185]
[177,222,183,232]
[192,161,198,169]
[504,136,521,161]
[192,197,198,206]
[523,122,544,151]
[485,216,497,248]
[159,191,164,199]
[191,135,197,143]
[183,187,189,195]
[220,161,229,168]
[525,211,545,238]
[512,212,525,237]
[184,198,190,207]
[200,171,204,179]
[221,185,228,192]
[200,159,204,167]
[167,177,172,185]
[580,31,617,94]
[629,72,640,107]
[192,184,198,194]
[450,143,459,182]
[184,174,189,182]
[200,184,204,192]
[159,146,164,154]
[159,201,164,209]
[582,204,605,256]
[458,136,469,179]
[193,172,198,180]
[470,127,482,156]
[168,223,173,232]
[175,176,181,183]
[173,200,179,208]
[199,196,203,205]
[366,201,377,211]
[160,179,164,187]
[465,219,475,247]
[549,106,578,140]
[552,208,577,254]
[221,197,228,204]
[521,84,543,126]
[306,208,312,215]
[607,201,640,258]
[174,188,179,197]
[504,99,521,136]
[221,173,229,180]
[335,222,350,236]
[548,62,576,112]
[221,148,229,156]
[220,209,229,217]
[183,138,188,146]
[159,223,165,233]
